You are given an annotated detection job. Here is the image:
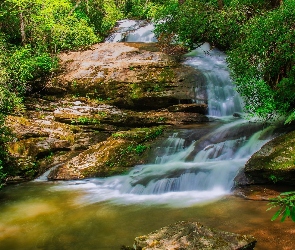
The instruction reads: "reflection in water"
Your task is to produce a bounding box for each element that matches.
[0,182,294,250]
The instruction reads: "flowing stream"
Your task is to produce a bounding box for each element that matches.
[67,24,273,207]
[0,20,293,250]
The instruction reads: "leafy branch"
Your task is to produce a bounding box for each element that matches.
[267,191,295,222]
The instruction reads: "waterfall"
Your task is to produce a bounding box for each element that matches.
[53,21,274,207]
[105,19,157,43]
[184,43,243,117]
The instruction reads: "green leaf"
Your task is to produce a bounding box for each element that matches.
[271,208,282,221]
[290,207,295,222]
[281,207,290,222]
[280,191,295,196]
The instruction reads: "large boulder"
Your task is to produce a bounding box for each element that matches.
[46,43,207,111]
[132,221,256,250]
[48,126,165,180]
[244,130,295,185]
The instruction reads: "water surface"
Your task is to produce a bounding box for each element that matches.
[0,181,294,250]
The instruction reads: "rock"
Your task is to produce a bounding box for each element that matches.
[233,185,291,201]
[45,43,207,111]
[5,113,109,180]
[233,112,243,118]
[49,127,165,180]
[167,103,208,114]
[4,42,210,182]
[244,130,295,185]
[133,221,256,250]
[52,100,209,128]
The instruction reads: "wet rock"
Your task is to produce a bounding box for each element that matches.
[49,127,165,180]
[4,113,109,180]
[5,115,75,141]
[234,185,291,201]
[4,41,209,182]
[167,103,208,114]
[244,130,295,185]
[133,221,256,250]
[8,137,71,159]
[53,100,209,128]
[45,43,207,111]
[233,112,243,118]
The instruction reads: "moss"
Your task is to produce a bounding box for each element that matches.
[245,130,295,184]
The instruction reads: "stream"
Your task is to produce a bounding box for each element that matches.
[0,20,294,250]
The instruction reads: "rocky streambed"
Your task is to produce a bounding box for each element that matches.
[5,42,208,182]
[3,36,295,250]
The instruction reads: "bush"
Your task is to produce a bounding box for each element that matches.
[227,0,295,121]
[6,46,58,95]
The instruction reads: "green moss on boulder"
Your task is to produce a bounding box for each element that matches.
[244,130,295,185]
[48,127,165,180]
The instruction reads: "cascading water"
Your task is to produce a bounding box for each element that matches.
[105,19,157,43]
[53,21,274,207]
[185,43,243,117]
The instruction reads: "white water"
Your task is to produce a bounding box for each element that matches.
[185,43,243,117]
[105,19,157,43]
[51,22,274,207]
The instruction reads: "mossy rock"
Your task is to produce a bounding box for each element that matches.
[133,221,256,250]
[49,127,165,180]
[46,43,206,111]
[244,130,295,185]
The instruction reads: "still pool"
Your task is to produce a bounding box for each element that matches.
[0,181,294,250]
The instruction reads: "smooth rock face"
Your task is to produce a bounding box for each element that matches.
[133,221,256,250]
[46,42,207,110]
[244,130,295,185]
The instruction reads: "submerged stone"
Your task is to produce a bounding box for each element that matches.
[133,221,256,250]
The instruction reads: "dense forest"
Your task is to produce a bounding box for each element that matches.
[0,0,294,187]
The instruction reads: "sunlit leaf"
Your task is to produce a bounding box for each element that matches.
[271,208,282,221]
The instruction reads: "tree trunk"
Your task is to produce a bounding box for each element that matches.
[217,0,224,10]
[19,8,26,45]
[68,0,82,16]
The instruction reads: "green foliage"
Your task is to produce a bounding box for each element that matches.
[154,0,262,49]
[6,46,57,94]
[267,191,295,222]
[1,0,99,51]
[227,0,295,121]
[268,174,283,184]
[154,0,294,122]
[71,116,100,125]
[125,144,148,155]
[100,0,123,36]
[123,0,170,19]
[0,114,13,187]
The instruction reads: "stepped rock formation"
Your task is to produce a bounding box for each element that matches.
[5,42,208,181]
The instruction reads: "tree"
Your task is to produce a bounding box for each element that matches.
[227,0,295,121]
